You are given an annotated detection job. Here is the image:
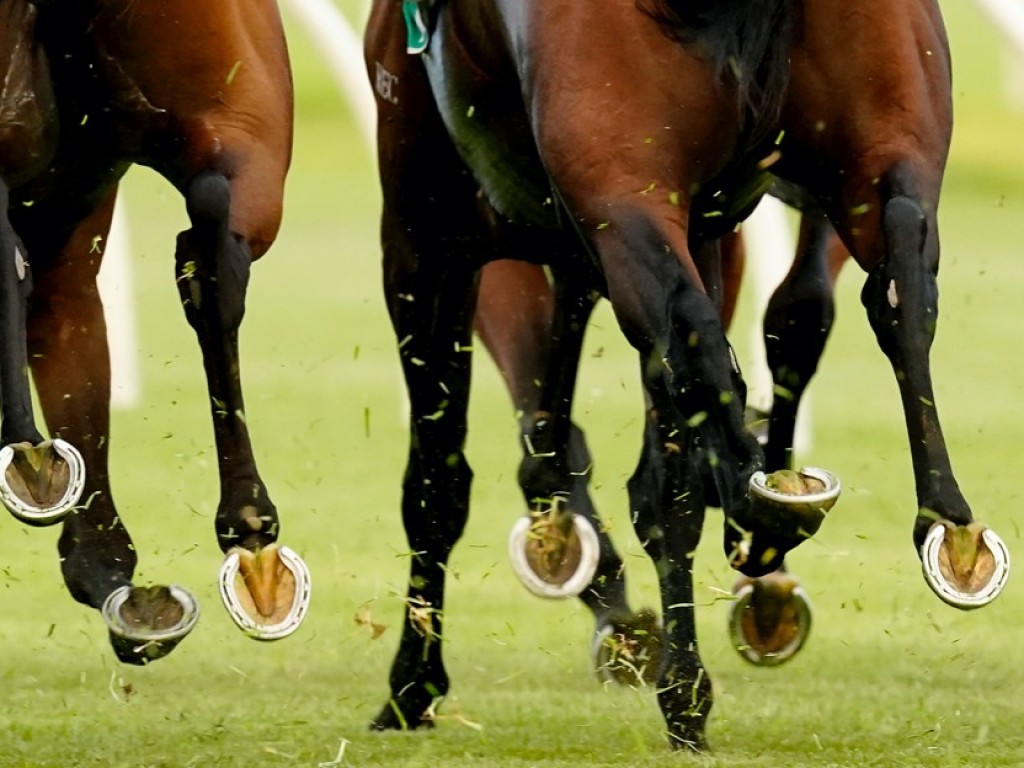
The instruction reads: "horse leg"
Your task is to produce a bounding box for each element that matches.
[366,4,486,728]
[477,259,660,683]
[0,180,85,526]
[627,404,711,750]
[173,170,310,641]
[375,245,478,730]
[858,191,1008,608]
[499,264,606,599]
[25,189,198,664]
[728,208,847,665]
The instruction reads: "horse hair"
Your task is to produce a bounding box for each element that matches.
[637,0,794,146]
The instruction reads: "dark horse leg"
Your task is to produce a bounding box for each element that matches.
[861,192,1008,607]
[782,2,1008,609]
[476,260,662,685]
[105,0,310,646]
[22,188,199,664]
[366,13,485,730]
[175,170,311,643]
[0,180,85,527]
[0,0,86,528]
[727,207,848,665]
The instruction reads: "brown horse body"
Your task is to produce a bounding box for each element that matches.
[365,0,1006,750]
[0,0,309,663]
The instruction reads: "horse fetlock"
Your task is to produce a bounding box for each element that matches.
[659,668,712,752]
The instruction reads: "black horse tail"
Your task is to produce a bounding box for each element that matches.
[639,0,794,144]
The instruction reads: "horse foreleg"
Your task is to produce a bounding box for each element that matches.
[0,180,84,525]
[861,195,1008,608]
[175,170,309,641]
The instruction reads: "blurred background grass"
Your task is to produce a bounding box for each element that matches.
[1,1,1024,766]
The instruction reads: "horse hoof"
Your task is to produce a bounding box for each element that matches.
[219,543,311,640]
[102,584,200,665]
[748,467,841,540]
[507,495,600,598]
[0,439,86,526]
[728,572,812,666]
[592,609,663,686]
[921,521,1010,609]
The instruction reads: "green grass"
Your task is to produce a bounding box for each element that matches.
[3,1,1024,766]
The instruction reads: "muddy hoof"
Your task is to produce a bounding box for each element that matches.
[592,609,663,686]
[219,543,311,639]
[748,467,841,540]
[921,521,1010,609]
[507,494,600,598]
[102,584,200,665]
[728,571,811,666]
[0,439,85,526]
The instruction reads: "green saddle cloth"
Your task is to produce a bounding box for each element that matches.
[402,0,430,54]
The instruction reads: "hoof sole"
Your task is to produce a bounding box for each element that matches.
[508,508,600,599]
[727,577,812,666]
[921,522,1010,609]
[219,544,312,640]
[0,439,86,526]
[102,584,200,664]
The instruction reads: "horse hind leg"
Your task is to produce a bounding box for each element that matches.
[476,259,658,683]
[728,209,843,666]
[370,231,480,731]
[175,170,310,641]
[23,189,197,664]
[0,181,85,525]
[862,194,1008,608]
[503,268,607,601]
[627,411,712,750]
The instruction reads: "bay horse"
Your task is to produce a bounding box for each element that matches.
[364,0,1008,751]
[0,0,310,664]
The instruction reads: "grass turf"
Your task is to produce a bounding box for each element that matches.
[1,1,1023,766]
